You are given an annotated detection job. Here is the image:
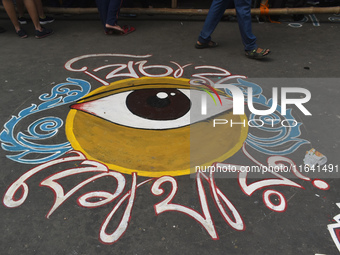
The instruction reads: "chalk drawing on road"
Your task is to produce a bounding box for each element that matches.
[1,54,335,249]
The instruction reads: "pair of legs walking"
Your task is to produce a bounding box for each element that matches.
[197,0,270,58]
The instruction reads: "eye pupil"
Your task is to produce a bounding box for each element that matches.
[126,88,191,121]
[147,92,171,108]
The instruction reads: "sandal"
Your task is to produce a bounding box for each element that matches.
[105,25,136,35]
[245,48,271,59]
[16,29,28,38]
[195,41,218,49]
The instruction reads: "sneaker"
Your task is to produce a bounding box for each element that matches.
[39,16,55,25]
[35,27,54,39]
[16,29,28,38]
[18,17,29,25]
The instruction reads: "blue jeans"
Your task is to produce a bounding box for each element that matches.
[96,0,123,28]
[198,0,257,51]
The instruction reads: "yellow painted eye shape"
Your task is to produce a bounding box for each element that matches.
[71,87,233,130]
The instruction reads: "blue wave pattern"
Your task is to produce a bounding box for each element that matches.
[0,78,91,164]
[225,79,309,155]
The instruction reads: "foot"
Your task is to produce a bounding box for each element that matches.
[16,28,28,38]
[39,16,55,25]
[245,48,270,59]
[35,27,54,39]
[18,16,29,25]
[105,24,124,33]
[256,48,270,55]
[195,41,218,49]
[105,24,136,35]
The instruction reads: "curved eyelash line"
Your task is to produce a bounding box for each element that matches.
[197,87,217,106]
[201,84,223,106]
[73,83,192,105]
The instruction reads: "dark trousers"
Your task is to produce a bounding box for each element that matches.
[198,0,257,51]
[95,0,124,27]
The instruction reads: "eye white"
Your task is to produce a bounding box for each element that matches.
[73,89,233,130]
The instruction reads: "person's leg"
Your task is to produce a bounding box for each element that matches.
[21,0,41,30]
[16,0,30,24]
[106,0,124,27]
[198,0,230,44]
[235,0,270,57]
[96,0,135,34]
[96,0,122,32]
[233,0,257,51]
[16,0,26,18]
[33,0,45,18]
[2,0,21,32]
[34,0,55,24]
[96,0,110,27]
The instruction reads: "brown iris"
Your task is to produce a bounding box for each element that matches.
[126,88,191,120]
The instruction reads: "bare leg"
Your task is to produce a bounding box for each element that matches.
[33,0,46,18]
[2,0,21,32]
[16,0,26,18]
[22,0,42,31]
[16,0,47,19]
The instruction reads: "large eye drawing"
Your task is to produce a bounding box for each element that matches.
[70,86,233,130]
[66,77,248,177]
